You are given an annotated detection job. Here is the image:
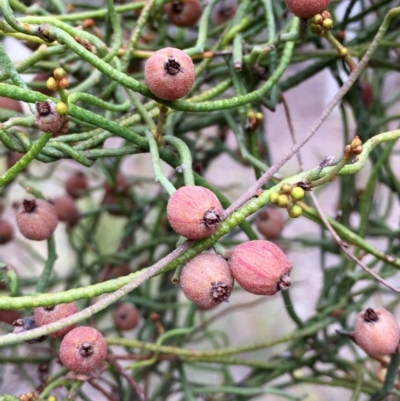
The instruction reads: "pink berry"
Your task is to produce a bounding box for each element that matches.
[65,172,88,199]
[167,186,223,239]
[228,240,292,295]
[0,220,14,245]
[59,326,107,374]
[16,199,58,241]
[34,303,78,338]
[145,47,195,101]
[53,195,80,226]
[180,253,234,309]
[353,307,400,357]
[256,208,285,240]
[285,0,330,19]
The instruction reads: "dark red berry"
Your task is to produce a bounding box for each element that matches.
[0,220,14,245]
[53,195,80,226]
[285,0,331,19]
[164,0,202,27]
[113,303,140,331]
[65,172,88,199]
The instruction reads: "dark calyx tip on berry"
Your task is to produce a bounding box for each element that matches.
[364,308,379,323]
[171,1,184,14]
[210,281,230,302]
[277,273,292,291]
[35,101,51,116]
[79,342,94,358]
[23,199,37,213]
[202,209,221,228]
[44,305,55,311]
[165,58,182,76]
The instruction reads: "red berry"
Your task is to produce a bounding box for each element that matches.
[0,309,22,325]
[59,326,107,374]
[6,151,27,171]
[16,199,59,241]
[34,303,78,338]
[255,208,285,240]
[213,1,236,26]
[353,307,400,357]
[65,172,88,199]
[145,47,195,101]
[285,0,330,19]
[99,264,131,282]
[167,186,223,239]
[180,253,234,309]
[53,195,80,226]
[113,303,140,331]
[228,240,292,295]
[0,220,14,245]
[164,0,202,28]
[0,96,22,112]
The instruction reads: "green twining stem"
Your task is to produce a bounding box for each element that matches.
[164,136,195,186]
[185,0,219,56]
[145,130,176,196]
[35,236,58,293]
[107,319,329,358]
[0,132,52,187]
[2,6,298,112]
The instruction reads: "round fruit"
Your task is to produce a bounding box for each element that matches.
[144,47,195,101]
[53,195,80,226]
[167,185,223,239]
[285,0,331,19]
[164,0,202,28]
[34,303,78,338]
[6,151,26,171]
[0,309,22,325]
[16,199,59,241]
[180,253,234,309]
[65,172,88,199]
[290,187,305,201]
[113,303,140,331]
[353,307,400,357]
[0,220,14,245]
[213,1,236,26]
[256,208,285,240]
[288,204,302,218]
[228,240,292,295]
[59,326,107,374]
[99,264,131,282]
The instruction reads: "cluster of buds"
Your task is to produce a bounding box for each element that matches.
[344,136,363,159]
[269,183,305,218]
[46,67,69,91]
[245,110,263,132]
[310,10,333,36]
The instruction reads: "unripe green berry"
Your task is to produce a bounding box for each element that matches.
[55,102,68,115]
[290,187,305,201]
[322,18,333,30]
[277,194,290,208]
[280,183,293,195]
[269,191,279,205]
[288,204,302,218]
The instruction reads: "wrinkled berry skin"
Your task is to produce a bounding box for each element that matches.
[354,307,400,357]
[228,240,292,295]
[180,253,234,309]
[145,47,195,101]
[167,185,223,239]
[59,326,107,374]
[164,0,202,27]
[16,199,58,241]
[34,302,78,338]
[285,0,330,19]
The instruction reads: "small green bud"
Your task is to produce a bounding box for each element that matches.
[269,192,280,205]
[55,102,68,115]
[277,194,290,208]
[280,183,293,195]
[288,205,302,218]
[291,187,305,201]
